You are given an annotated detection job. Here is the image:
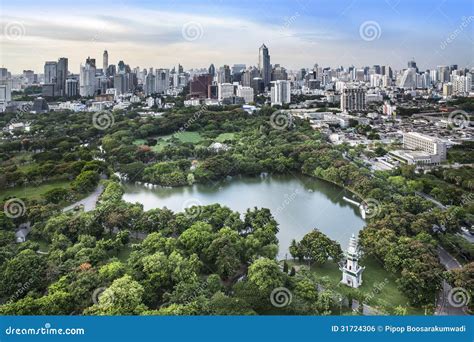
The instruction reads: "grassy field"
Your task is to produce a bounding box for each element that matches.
[133,132,204,152]
[285,257,425,315]
[1,180,71,201]
[215,133,236,142]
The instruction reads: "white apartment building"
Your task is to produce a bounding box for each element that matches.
[270,80,291,106]
[236,86,254,104]
[218,83,235,101]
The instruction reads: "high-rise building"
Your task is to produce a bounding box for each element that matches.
[189,74,212,98]
[208,64,215,77]
[44,61,57,84]
[271,64,288,81]
[79,58,96,97]
[270,80,291,106]
[218,83,235,101]
[258,44,271,88]
[399,68,417,88]
[236,86,254,104]
[144,73,156,95]
[217,65,231,84]
[341,88,366,112]
[66,77,79,97]
[155,69,170,94]
[103,50,109,75]
[56,57,68,97]
[438,65,450,83]
[114,74,125,95]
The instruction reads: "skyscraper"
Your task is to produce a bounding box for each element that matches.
[341,88,366,112]
[44,61,57,84]
[103,50,108,75]
[258,44,271,89]
[79,58,96,97]
[56,57,68,97]
[270,80,291,106]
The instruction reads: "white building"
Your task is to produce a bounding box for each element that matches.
[340,234,365,288]
[218,83,235,101]
[236,86,254,104]
[270,80,291,106]
[79,62,96,97]
[401,132,447,164]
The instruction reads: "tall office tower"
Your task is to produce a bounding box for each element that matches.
[113,74,125,95]
[430,69,438,83]
[0,82,11,112]
[66,77,79,97]
[155,69,170,94]
[79,58,96,97]
[258,44,271,88]
[399,68,417,88]
[242,67,259,87]
[144,73,156,96]
[178,64,184,74]
[107,65,116,77]
[271,64,288,81]
[44,61,57,84]
[189,74,212,98]
[341,88,366,112]
[407,59,418,72]
[56,57,68,96]
[0,68,8,81]
[270,80,291,106]
[103,50,108,74]
[217,65,231,84]
[208,64,216,77]
[117,60,126,74]
[438,65,450,83]
[23,70,36,85]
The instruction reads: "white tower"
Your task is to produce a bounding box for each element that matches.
[340,234,365,288]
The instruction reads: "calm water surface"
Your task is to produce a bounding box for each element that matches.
[122,175,365,258]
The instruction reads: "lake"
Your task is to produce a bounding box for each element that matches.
[122,175,366,258]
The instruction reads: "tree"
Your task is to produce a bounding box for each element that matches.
[296,229,343,264]
[0,249,47,298]
[86,275,146,315]
[247,258,284,293]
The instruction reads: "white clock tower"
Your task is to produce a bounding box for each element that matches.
[340,234,365,288]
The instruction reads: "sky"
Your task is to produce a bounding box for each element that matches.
[0,0,473,74]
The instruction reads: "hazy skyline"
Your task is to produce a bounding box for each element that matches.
[1,0,473,73]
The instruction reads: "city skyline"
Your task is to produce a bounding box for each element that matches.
[1,0,473,73]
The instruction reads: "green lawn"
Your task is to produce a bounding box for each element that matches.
[134,132,204,152]
[215,133,236,142]
[285,257,425,315]
[1,180,71,201]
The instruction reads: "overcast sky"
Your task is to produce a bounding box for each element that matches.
[1,0,473,74]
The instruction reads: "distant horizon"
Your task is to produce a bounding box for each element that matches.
[1,0,473,74]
